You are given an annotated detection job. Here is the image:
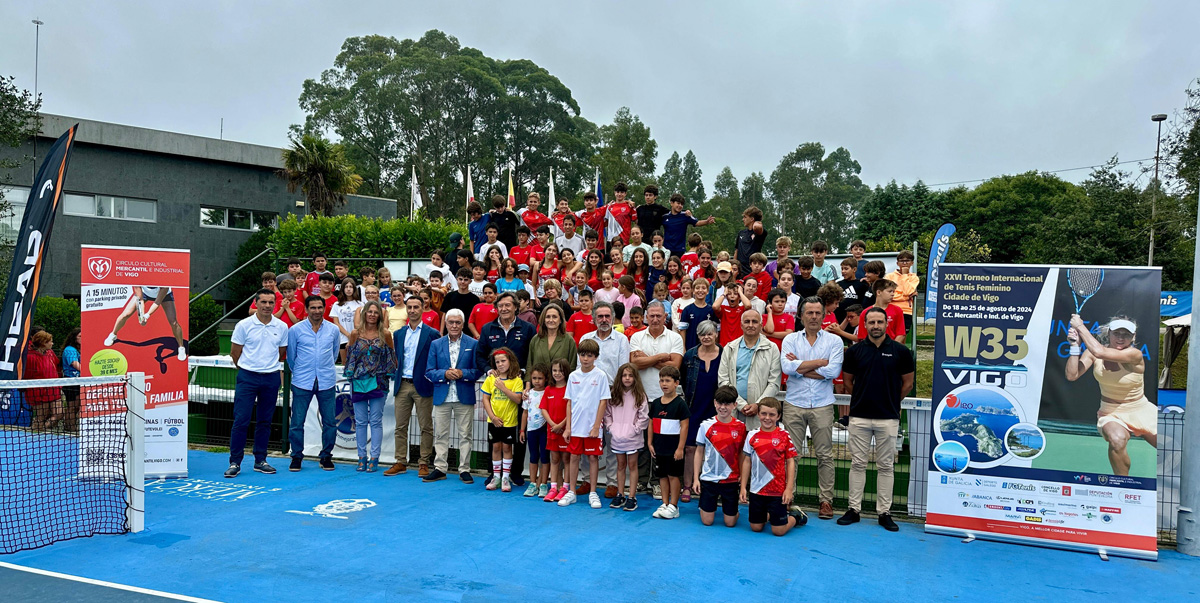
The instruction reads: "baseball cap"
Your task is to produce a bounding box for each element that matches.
[517,264,530,273]
[716,261,733,273]
[448,232,463,244]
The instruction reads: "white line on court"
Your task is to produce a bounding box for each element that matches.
[0,561,222,603]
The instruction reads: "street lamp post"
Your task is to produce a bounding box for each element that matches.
[31,18,43,180]
[1149,113,1167,266]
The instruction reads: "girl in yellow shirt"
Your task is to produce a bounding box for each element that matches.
[482,348,525,491]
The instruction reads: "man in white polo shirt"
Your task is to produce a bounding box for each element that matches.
[226,289,289,478]
[629,303,684,495]
[780,296,844,520]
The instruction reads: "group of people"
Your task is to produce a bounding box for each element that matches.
[227,182,918,534]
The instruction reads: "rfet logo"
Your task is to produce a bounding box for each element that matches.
[88,257,112,280]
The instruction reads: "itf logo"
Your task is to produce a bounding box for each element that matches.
[88,256,112,280]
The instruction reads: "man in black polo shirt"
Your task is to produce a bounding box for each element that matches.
[837,307,914,532]
[635,185,670,241]
[489,195,520,250]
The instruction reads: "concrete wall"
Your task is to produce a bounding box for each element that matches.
[0,115,397,302]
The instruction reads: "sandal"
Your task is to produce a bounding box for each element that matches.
[680,488,692,503]
[367,458,379,473]
[356,458,367,472]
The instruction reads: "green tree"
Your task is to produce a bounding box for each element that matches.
[0,75,42,286]
[741,171,768,209]
[944,171,1082,263]
[658,151,683,199]
[696,166,742,248]
[595,107,657,195]
[680,150,705,205]
[280,133,364,217]
[857,180,947,244]
[299,30,594,220]
[766,143,868,251]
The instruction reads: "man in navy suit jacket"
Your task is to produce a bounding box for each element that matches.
[385,296,441,477]
[424,309,481,483]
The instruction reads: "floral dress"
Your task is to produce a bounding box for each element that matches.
[344,334,397,401]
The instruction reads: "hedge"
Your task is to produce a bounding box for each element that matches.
[32,297,80,352]
[188,293,223,356]
[268,214,467,274]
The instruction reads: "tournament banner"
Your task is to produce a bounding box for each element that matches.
[925,263,1161,560]
[1160,291,1192,318]
[0,126,77,380]
[923,223,956,319]
[82,246,190,478]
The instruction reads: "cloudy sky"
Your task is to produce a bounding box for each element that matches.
[2,1,1196,193]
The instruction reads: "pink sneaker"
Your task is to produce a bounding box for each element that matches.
[544,486,559,502]
[501,476,512,492]
[485,475,499,490]
[554,486,569,501]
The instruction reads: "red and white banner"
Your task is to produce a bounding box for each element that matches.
[82,245,190,478]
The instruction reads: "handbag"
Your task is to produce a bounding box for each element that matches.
[350,374,378,394]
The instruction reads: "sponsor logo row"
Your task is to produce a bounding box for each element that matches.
[940,474,1146,505]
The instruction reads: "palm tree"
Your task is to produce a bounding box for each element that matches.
[280,134,363,217]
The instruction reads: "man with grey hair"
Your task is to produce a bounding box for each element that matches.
[717,309,780,431]
[630,302,685,496]
[424,308,481,483]
[781,296,843,519]
[580,300,631,498]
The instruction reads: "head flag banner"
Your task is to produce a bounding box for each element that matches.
[0,125,78,380]
[410,165,421,219]
[923,222,956,319]
[465,166,475,224]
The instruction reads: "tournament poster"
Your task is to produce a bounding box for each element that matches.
[925,263,1161,560]
[82,245,191,478]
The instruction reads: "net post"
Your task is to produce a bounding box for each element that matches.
[1179,193,1200,556]
[127,372,146,534]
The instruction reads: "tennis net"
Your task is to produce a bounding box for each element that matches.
[0,373,145,554]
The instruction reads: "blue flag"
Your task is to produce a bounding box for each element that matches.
[924,223,956,318]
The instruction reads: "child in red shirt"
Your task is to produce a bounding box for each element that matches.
[714,283,752,348]
[566,291,597,343]
[468,285,498,338]
[746,253,773,302]
[739,397,806,535]
[541,359,571,502]
[510,226,535,268]
[762,288,795,350]
[854,280,906,343]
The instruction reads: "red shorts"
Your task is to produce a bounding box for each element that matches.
[566,436,603,456]
[547,430,569,452]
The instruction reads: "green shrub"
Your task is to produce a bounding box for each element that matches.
[270,214,466,275]
[32,297,80,351]
[188,293,223,356]
[229,228,277,304]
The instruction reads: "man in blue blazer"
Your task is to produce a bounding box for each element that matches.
[385,297,441,477]
[424,308,481,483]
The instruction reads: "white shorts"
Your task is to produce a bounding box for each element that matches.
[1097,398,1157,437]
[611,447,642,455]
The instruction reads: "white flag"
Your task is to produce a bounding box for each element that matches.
[548,166,562,238]
[410,165,421,219]
[466,167,474,223]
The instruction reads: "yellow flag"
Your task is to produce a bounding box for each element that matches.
[507,167,516,209]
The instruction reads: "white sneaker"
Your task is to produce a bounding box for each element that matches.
[104,333,116,346]
[664,504,679,519]
[589,492,602,509]
[557,491,577,507]
[652,504,667,518]
[178,346,187,361]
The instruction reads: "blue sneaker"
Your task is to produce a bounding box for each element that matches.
[252,461,275,475]
[224,463,240,478]
[624,495,638,512]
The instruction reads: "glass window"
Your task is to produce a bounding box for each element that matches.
[0,186,30,245]
[252,211,277,231]
[95,196,114,218]
[126,198,156,221]
[228,209,252,230]
[63,193,93,216]
[201,207,226,227]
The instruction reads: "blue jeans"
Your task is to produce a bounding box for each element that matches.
[230,369,281,466]
[354,397,385,459]
[290,386,336,460]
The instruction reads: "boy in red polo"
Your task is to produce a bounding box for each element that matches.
[560,340,609,509]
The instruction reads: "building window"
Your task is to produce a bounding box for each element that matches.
[63,193,157,222]
[199,206,277,231]
[0,186,30,245]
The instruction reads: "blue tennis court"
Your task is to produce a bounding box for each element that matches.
[3,449,1198,602]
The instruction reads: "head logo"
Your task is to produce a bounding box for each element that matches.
[88,257,112,280]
